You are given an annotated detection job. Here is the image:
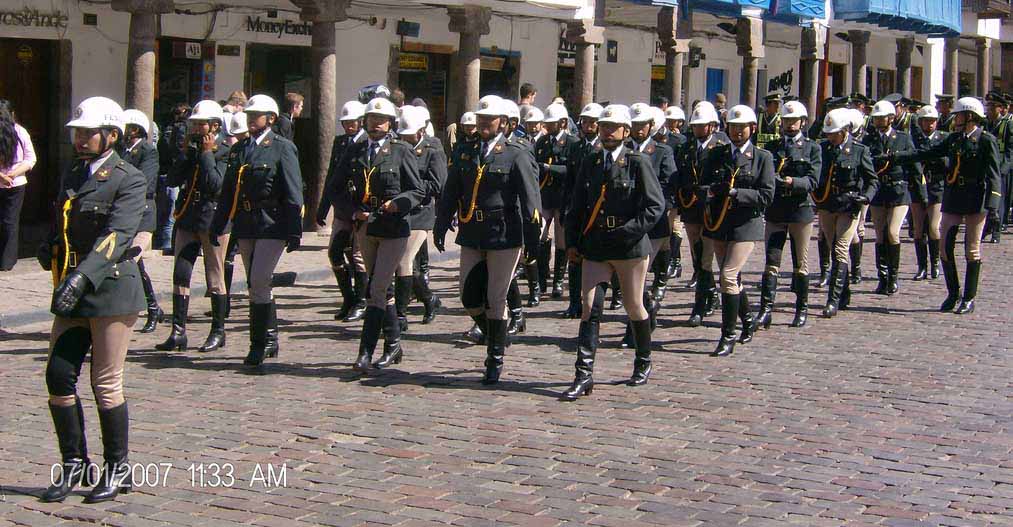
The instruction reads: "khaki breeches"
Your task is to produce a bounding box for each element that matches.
[540,209,566,249]
[396,230,430,277]
[940,212,987,261]
[47,314,137,410]
[870,205,909,245]
[684,222,715,272]
[818,210,860,264]
[332,218,366,273]
[361,234,409,308]
[709,240,755,294]
[911,202,942,241]
[237,238,286,304]
[174,229,228,295]
[581,256,650,322]
[459,246,522,320]
[853,203,870,243]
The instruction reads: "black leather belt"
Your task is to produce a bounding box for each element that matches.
[594,215,628,230]
[468,208,511,222]
[241,197,279,212]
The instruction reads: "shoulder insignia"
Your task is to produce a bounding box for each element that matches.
[263,139,272,146]
[494,143,504,153]
[381,146,390,154]
[95,169,110,181]
[416,147,424,155]
[617,155,627,167]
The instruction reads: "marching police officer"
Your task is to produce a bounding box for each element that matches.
[118,109,162,333]
[662,106,688,281]
[936,94,956,132]
[523,107,545,145]
[393,105,446,332]
[155,100,231,353]
[984,92,1012,242]
[844,108,871,287]
[755,94,782,145]
[645,107,680,304]
[536,103,580,303]
[891,97,1002,314]
[318,100,369,322]
[217,113,249,319]
[331,98,424,372]
[561,104,664,400]
[210,94,304,367]
[38,97,146,503]
[910,105,948,280]
[698,105,774,356]
[675,101,727,326]
[561,103,604,319]
[435,96,542,385]
[813,108,878,317]
[865,100,921,296]
[756,100,820,330]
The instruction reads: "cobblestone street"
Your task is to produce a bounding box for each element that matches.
[1,232,1012,526]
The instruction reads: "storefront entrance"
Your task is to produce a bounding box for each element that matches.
[398,49,451,132]
[156,38,216,126]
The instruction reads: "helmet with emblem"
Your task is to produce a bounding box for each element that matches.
[189,100,225,123]
[780,100,808,120]
[365,97,398,119]
[460,111,478,126]
[870,100,897,118]
[66,96,125,134]
[664,106,686,122]
[598,104,632,127]
[916,105,940,121]
[689,101,720,125]
[397,105,428,136]
[726,105,758,125]
[475,95,506,117]
[579,103,604,120]
[340,100,366,122]
[524,107,544,124]
[228,112,248,136]
[244,94,280,116]
[122,109,151,137]
[953,96,986,119]
[822,108,853,134]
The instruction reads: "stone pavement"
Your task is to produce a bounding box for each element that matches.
[1,230,1012,526]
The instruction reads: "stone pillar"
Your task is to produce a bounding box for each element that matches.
[944,37,960,96]
[293,0,348,231]
[565,19,604,112]
[112,0,174,118]
[448,6,491,119]
[657,7,690,108]
[800,24,826,118]
[1003,43,1013,93]
[976,37,992,96]
[736,16,764,110]
[896,37,914,97]
[849,30,870,96]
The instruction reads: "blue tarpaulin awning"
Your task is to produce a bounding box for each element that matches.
[833,0,961,36]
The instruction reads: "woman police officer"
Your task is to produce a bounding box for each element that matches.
[910,105,948,280]
[210,94,304,367]
[561,104,665,400]
[435,96,542,385]
[699,105,775,357]
[37,97,147,503]
[155,100,231,353]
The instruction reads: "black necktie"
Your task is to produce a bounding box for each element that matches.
[244,139,255,160]
[369,142,379,165]
[604,153,612,172]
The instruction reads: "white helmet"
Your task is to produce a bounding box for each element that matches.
[544,103,569,122]
[847,109,866,132]
[66,96,125,133]
[664,106,686,122]
[244,94,280,116]
[726,105,758,125]
[502,100,521,121]
[689,101,720,125]
[189,100,224,123]
[822,108,854,134]
[122,109,151,136]
[954,96,986,119]
[339,100,365,121]
[460,112,478,126]
[475,95,506,117]
[416,106,432,123]
[524,107,544,124]
[916,105,940,120]
[780,100,808,119]
[598,104,632,127]
[397,105,427,136]
[229,112,248,135]
[870,100,897,118]
[579,103,604,119]
[365,97,398,119]
[651,107,666,134]
[629,103,653,123]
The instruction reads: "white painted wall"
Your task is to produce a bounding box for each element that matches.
[597,25,653,105]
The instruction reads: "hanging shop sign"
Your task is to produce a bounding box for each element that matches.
[246,16,312,38]
[0,8,68,28]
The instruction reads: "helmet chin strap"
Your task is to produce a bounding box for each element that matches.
[75,129,114,161]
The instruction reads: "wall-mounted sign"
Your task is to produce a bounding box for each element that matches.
[16,45,34,65]
[399,53,428,72]
[0,8,68,28]
[185,42,202,60]
[768,68,793,95]
[606,40,618,63]
[480,55,505,71]
[246,16,312,37]
[217,45,241,57]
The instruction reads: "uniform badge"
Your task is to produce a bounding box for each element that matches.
[494,144,503,153]
[95,169,110,181]
[462,153,471,161]
[617,156,626,167]
[381,147,390,154]
[263,139,272,146]
[416,148,423,155]
[646,145,655,155]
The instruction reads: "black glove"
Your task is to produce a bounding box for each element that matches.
[286,236,301,253]
[844,191,869,205]
[51,271,91,317]
[315,209,328,227]
[37,244,52,271]
[711,181,731,197]
[433,230,446,253]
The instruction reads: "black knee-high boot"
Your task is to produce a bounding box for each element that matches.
[738,290,755,344]
[955,260,981,314]
[552,248,567,298]
[374,304,404,368]
[198,293,227,352]
[668,234,683,279]
[137,260,162,333]
[394,276,412,333]
[609,273,623,310]
[712,292,740,357]
[84,404,131,503]
[628,318,652,385]
[755,271,777,330]
[41,400,92,502]
[913,238,928,280]
[562,262,582,318]
[353,306,385,373]
[560,320,597,400]
[850,238,864,285]
[345,271,368,322]
[651,249,671,302]
[482,318,508,385]
[817,235,830,288]
[155,294,188,351]
[928,239,940,279]
[507,275,526,335]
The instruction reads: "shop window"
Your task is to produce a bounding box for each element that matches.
[876,69,895,99]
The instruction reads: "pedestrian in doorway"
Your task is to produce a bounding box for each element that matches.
[0,99,36,271]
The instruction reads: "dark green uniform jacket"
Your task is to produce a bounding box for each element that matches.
[334,136,425,238]
[813,136,878,214]
[406,136,448,231]
[630,138,676,240]
[118,139,159,233]
[699,142,776,242]
[912,128,949,204]
[895,125,1002,215]
[45,152,147,317]
[437,134,542,252]
[168,138,229,233]
[863,128,923,207]
[319,130,366,221]
[565,145,665,261]
[674,133,731,224]
[763,133,820,224]
[212,129,304,240]
[535,131,580,211]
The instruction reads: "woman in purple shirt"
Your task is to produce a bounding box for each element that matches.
[0,99,36,270]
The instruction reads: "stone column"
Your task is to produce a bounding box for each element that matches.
[657,7,690,108]
[1003,43,1013,93]
[800,24,826,117]
[448,6,491,119]
[849,30,870,96]
[943,37,960,96]
[736,16,764,110]
[565,19,604,112]
[112,0,174,118]
[292,0,348,231]
[976,37,992,96]
[896,37,914,97]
